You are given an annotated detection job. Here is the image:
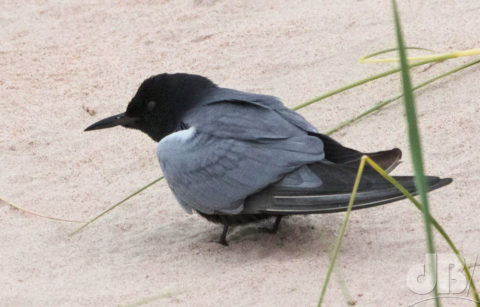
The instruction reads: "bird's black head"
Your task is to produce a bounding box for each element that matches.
[85,73,215,141]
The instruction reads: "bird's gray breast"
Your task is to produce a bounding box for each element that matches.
[156,127,198,213]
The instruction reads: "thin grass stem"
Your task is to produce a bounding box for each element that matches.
[317,156,367,306]
[361,48,480,63]
[360,46,435,63]
[0,197,84,223]
[70,176,164,236]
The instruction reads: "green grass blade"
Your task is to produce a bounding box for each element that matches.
[70,176,164,236]
[0,197,84,223]
[392,1,440,305]
[325,58,480,135]
[120,290,184,307]
[360,46,435,63]
[317,156,367,306]
[362,48,480,63]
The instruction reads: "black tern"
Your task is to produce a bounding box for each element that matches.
[85,73,452,245]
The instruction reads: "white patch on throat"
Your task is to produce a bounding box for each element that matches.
[157,127,196,161]
[172,127,196,142]
[159,127,196,145]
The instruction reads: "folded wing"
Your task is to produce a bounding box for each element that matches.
[157,129,324,214]
[242,162,452,214]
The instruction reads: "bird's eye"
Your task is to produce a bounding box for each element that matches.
[147,100,156,110]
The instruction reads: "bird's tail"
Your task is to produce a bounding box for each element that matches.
[242,162,452,215]
[311,132,403,172]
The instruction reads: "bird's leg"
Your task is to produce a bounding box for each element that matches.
[259,216,283,234]
[218,216,229,246]
[271,216,283,233]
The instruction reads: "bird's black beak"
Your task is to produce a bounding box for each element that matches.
[84,112,138,131]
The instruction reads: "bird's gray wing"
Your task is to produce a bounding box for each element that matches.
[157,127,324,215]
[184,101,309,141]
[192,87,318,137]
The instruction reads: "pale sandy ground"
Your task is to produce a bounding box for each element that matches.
[1,1,480,306]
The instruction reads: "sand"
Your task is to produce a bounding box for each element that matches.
[1,1,480,306]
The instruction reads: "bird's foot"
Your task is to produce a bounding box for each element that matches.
[258,216,282,234]
[217,238,229,246]
[217,220,229,246]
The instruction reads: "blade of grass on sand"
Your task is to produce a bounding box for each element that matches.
[392,0,440,305]
[0,197,84,223]
[325,57,480,135]
[359,46,435,63]
[361,47,480,63]
[317,156,366,306]
[70,176,164,236]
[120,290,184,307]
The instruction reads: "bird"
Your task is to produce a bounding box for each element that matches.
[85,73,452,245]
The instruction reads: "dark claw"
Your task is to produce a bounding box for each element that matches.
[218,237,229,246]
[259,216,282,234]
